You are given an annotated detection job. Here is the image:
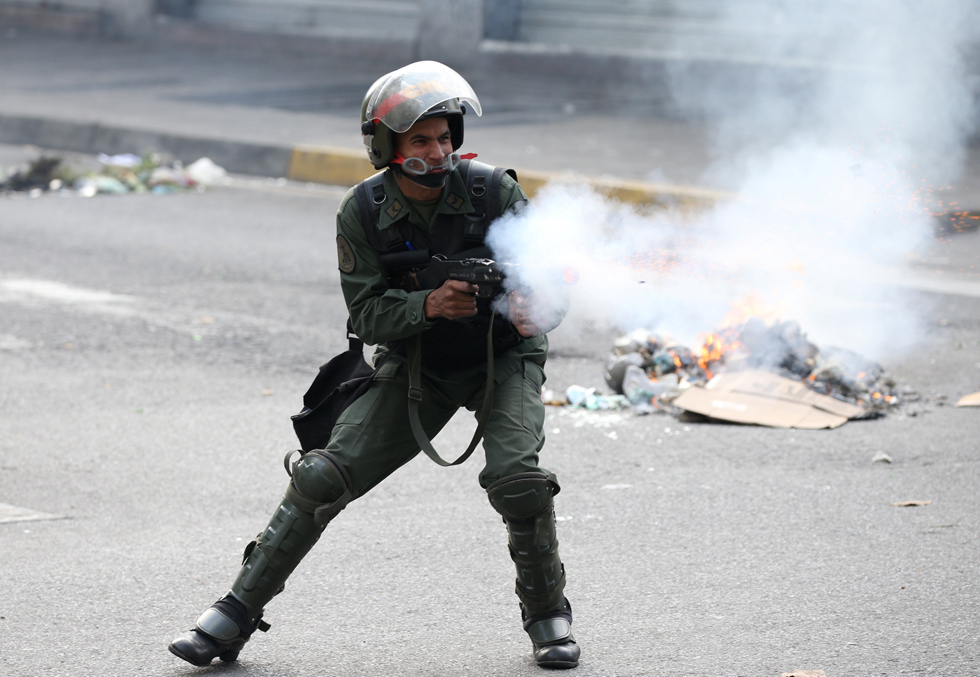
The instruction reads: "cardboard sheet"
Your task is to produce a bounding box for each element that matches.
[673,370,865,429]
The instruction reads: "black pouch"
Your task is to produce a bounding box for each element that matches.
[291,321,393,452]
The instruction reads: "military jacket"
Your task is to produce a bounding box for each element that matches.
[335,166,547,371]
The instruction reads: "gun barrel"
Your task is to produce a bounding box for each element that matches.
[446,259,505,285]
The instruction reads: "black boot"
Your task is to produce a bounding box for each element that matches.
[168,596,269,667]
[524,603,580,669]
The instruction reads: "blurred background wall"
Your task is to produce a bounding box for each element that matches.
[1,0,978,131]
[0,0,922,69]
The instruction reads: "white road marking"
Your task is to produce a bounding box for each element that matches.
[0,503,65,524]
[0,278,134,306]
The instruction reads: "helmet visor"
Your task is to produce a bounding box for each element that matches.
[365,61,482,134]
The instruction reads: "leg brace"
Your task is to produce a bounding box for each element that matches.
[229,449,352,619]
[486,472,567,616]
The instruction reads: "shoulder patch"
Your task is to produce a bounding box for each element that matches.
[336,234,356,274]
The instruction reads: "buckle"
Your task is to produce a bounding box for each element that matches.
[408,386,423,402]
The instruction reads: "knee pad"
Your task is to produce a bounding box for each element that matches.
[283,449,353,527]
[486,472,560,520]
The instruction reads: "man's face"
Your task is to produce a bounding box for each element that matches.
[393,116,453,169]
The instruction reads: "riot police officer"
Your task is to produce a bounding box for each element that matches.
[169,61,580,670]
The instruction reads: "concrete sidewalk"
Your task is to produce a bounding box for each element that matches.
[0,29,732,208]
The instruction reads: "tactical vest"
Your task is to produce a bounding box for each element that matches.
[353,159,524,369]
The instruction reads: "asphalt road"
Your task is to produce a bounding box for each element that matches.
[1,149,978,676]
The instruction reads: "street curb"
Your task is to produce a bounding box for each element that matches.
[1,114,732,209]
[288,144,732,209]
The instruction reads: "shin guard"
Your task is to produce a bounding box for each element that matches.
[486,472,567,616]
[229,449,353,619]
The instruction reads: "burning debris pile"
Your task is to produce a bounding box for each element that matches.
[605,319,901,413]
[545,314,922,427]
[0,153,227,197]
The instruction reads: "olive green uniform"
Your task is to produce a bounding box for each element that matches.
[330,166,552,492]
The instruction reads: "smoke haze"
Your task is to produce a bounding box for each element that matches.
[488,0,980,361]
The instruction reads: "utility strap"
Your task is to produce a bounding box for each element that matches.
[407,311,497,467]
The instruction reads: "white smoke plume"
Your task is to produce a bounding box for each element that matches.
[488,0,980,361]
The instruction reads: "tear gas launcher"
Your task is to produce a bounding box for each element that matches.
[379,251,578,299]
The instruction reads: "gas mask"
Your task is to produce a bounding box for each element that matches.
[390,152,476,188]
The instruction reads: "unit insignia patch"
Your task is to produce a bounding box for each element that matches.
[337,234,356,273]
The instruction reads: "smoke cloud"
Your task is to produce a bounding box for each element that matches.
[488,0,980,361]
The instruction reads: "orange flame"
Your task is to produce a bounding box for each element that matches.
[691,293,788,380]
[696,332,742,379]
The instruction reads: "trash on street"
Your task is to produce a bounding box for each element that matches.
[545,313,924,428]
[562,385,630,410]
[955,392,980,407]
[0,153,229,197]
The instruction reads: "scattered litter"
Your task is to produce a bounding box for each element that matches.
[0,156,61,192]
[891,500,932,507]
[955,392,980,407]
[565,385,594,406]
[872,451,893,463]
[550,312,922,428]
[541,388,569,406]
[186,157,228,185]
[559,385,630,411]
[0,154,228,197]
[93,175,128,194]
[98,152,141,167]
[75,176,98,198]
